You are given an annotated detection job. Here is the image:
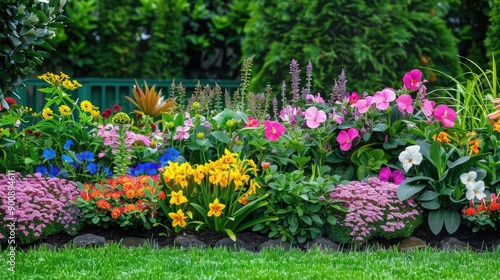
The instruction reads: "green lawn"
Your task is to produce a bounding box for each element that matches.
[1,244,498,279]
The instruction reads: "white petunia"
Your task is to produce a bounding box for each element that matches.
[398,145,423,173]
[460,171,477,188]
[465,180,486,201]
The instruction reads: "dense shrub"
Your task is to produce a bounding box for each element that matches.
[328,177,423,244]
[242,0,461,94]
[486,0,500,64]
[0,173,81,245]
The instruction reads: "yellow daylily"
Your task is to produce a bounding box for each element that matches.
[208,198,225,217]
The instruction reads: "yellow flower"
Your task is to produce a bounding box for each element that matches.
[41,108,53,119]
[90,110,100,119]
[58,105,71,116]
[208,198,225,217]
[80,100,93,112]
[169,209,187,228]
[169,190,188,205]
[196,132,205,139]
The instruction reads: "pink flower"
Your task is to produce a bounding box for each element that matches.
[264,120,285,141]
[433,104,457,127]
[279,105,301,124]
[372,88,396,110]
[403,69,422,91]
[349,92,360,105]
[336,128,359,151]
[331,112,344,124]
[173,126,190,140]
[306,93,325,104]
[421,99,435,118]
[354,96,373,114]
[303,106,326,128]
[396,94,414,114]
[246,116,260,127]
[379,167,405,185]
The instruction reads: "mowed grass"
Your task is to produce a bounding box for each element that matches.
[1,244,498,280]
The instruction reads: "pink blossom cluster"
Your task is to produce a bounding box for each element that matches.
[329,177,422,243]
[0,173,81,244]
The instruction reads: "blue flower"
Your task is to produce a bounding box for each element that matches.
[64,140,74,150]
[129,163,145,176]
[80,151,95,162]
[86,162,98,175]
[35,165,48,176]
[144,162,159,175]
[42,148,56,160]
[103,166,113,177]
[62,154,74,163]
[48,164,60,178]
[166,147,180,160]
[158,153,171,166]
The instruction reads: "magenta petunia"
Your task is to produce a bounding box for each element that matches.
[336,128,359,151]
[264,120,286,141]
[379,167,405,185]
[396,94,414,114]
[303,106,327,128]
[372,88,396,110]
[349,92,360,105]
[403,69,422,91]
[433,104,457,127]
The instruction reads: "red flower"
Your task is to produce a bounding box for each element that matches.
[113,104,121,112]
[150,123,157,130]
[26,129,33,134]
[463,206,476,217]
[101,108,113,118]
[0,97,16,110]
[34,131,40,137]
[489,201,500,211]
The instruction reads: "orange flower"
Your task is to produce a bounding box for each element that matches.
[493,120,500,133]
[124,204,138,213]
[96,199,112,210]
[169,209,187,228]
[109,192,122,200]
[432,132,451,143]
[468,139,480,155]
[125,189,136,199]
[80,191,91,201]
[90,190,102,199]
[238,194,250,205]
[111,208,121,219]
[208,198,225,217]
[158,191,166,200]
[122,182,135,192]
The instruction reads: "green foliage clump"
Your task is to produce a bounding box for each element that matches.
[0,0,66,99]
[242,0,461,94]
[486,0,500,66]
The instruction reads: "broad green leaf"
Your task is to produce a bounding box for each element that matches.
[444,210,461,234]
[421,199,441,210]
[211,131,230,143]
[428,209,445,235]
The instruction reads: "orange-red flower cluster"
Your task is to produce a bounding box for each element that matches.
[462,193,500,217]
[75,175,166,226]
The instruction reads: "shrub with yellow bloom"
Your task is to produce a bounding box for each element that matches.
[58,105,71,116]
[80,100,94,113]
[159,149,277,240]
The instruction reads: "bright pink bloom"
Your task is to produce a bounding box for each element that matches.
[372,88,396,110]
[336,128,359,151]
[433,104,457,127]
[303,106,326,128]
[306,93,325,104]
[421,99,435,118]
[354,96,373,114]
[403,69,422,91]
[349,92,360,105]
[264,120,285,141]
[379,167,405,185]
[396,94,414,114]
[246,116,260,127]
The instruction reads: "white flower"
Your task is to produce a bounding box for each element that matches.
[460,171,477,188]
[465,180,486,201]
[398,145,423,172]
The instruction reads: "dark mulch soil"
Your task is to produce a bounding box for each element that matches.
[25,221,499,252]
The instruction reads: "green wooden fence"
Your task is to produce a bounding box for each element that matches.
[18,78,241,113]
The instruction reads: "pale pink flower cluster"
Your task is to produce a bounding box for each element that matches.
[0,173,80,244]
[329,177,421,243]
